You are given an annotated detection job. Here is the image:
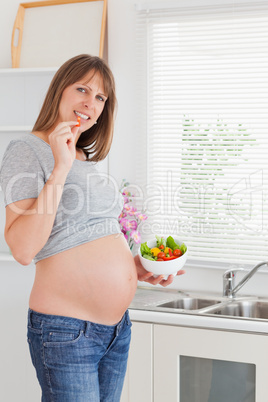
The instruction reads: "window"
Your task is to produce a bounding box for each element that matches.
[136,1,268,265]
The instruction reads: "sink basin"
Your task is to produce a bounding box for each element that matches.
[208,300,268,319]
[131,288,268,321]
[157,297,222,311]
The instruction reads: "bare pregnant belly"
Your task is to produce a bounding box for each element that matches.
[29,234,138,325]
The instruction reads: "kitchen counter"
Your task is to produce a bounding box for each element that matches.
[128,286,268,334]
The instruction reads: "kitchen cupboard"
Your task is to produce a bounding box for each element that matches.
[0,263,41,402]
[121,321,153,402]
[123,320,268,402]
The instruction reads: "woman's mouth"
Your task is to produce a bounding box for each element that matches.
[74,111,90,120]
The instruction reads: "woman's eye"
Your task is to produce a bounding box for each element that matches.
[77,87,86,93]
[96,95,105,102]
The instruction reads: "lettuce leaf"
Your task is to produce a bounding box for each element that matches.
[143,254,156,261]
[166,236,187,255]
[180,243,187,254]
[166,236,179,250]
[140,242,156,260]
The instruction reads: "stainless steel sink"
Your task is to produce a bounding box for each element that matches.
[157,297,222,311]
[130,287,268,321]
[208,300,268,319]
[156,297,268,320]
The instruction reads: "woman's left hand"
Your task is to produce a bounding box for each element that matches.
[134,255,185,288]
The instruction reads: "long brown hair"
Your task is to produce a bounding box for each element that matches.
[32,54,117,161]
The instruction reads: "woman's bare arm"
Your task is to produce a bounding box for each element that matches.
[5,166,68,265]
[4,121,79,265]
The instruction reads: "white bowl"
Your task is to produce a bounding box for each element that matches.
[138,238,188,278]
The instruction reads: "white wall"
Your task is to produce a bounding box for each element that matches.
[107,0,141,184]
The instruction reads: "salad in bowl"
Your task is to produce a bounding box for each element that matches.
[138,235,188,278]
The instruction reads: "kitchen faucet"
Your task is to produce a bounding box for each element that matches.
[223,261,268,298]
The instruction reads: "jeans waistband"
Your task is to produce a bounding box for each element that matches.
[28,309,130,336]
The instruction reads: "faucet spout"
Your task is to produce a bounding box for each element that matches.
[223,261,268,298]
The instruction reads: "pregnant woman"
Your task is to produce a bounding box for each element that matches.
[0,54,184,401]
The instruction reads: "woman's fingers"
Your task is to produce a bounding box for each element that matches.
[48,121,80,168]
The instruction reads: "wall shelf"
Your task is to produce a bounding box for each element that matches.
[0,67,57,76]
[0,252,15,262]
[0,126,32,132]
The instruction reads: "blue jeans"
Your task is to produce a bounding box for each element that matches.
[27,309,132,402]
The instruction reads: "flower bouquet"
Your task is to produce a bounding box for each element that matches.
[119,180,147,251]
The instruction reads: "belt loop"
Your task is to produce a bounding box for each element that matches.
[27,308,33,326]
[84,321,90,337]
[126,310,131,326]
[116,324,120,337]
[116,312,125,336]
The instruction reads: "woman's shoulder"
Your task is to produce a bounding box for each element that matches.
[1,134,53,177]
[5,133,46,151]
[4,133,51,159]
[2,134,34,160]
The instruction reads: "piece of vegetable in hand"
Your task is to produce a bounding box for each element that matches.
[76,116,81,127]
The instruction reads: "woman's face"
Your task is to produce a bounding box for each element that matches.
[58,71,108,132]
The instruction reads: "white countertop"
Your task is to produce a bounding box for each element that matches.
[129,287,268,335]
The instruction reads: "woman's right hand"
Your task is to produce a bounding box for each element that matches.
[48,121,80,171]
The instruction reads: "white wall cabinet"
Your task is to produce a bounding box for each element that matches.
[121,321,153,402]
[0,263,41,402]
[124,320,268,402]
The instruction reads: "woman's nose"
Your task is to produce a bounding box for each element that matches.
[83,95,94,109]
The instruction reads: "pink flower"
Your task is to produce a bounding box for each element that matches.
[124,204,137,215]
[119,218,137,231]
[119,179,148,248]
[130,230,141,244]
[129,220,138,230]
[123,191,132,197]
[137,213,147,221]
[119,218,129,230]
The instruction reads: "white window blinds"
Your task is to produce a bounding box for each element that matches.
[136,1,268,265]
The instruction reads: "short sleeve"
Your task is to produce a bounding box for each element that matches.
[0,140,45,206]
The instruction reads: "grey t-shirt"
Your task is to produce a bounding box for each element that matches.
[0,134,123,263]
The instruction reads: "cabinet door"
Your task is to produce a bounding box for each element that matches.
[154,324,268,402]
[0,265,41,401]
[121,321,153,402]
